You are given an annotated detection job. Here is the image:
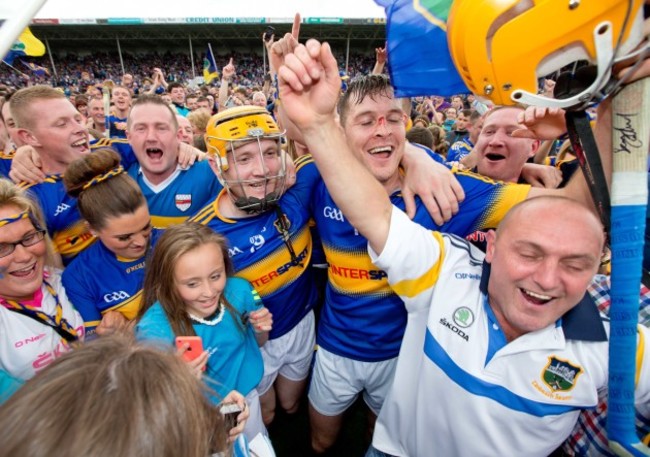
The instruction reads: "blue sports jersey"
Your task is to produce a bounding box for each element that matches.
[446,137,474,163]
[17,139,138,264]
[107,115,127,139]
[190,155,320,339]
[62,229,162,334]
[0,149,14,179]
[313,169,531,361]
[128,160,221,228]
[90,137,137,169]
[20,177,95,264]
[136,277,264,400]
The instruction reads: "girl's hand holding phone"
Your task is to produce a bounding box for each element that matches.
[248,307,273,333]
[175,336,208,379]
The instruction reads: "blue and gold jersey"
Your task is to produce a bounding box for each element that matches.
[20,176,95,264]
[313,168,531,361]
[446,137,474,163]
[128,160,221,228]
[0,149,14,179]
[107,115,128,139]
[90,137,137,169]
[62,229,162,334]
[191,155,320,339]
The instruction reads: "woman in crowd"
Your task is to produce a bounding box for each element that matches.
[62,148,159,336]
[0,179,84,401]
[136,222,273,440]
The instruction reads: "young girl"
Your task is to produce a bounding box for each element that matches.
[135,222,273,441]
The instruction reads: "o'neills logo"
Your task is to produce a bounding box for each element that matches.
[542,356,583,392]
[439,317,469,341]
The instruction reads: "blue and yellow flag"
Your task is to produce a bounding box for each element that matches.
[376,0,467,97]
[3,27,45,65]
[203,44,219,84]
[21,60,49,77]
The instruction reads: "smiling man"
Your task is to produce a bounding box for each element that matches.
[475,106,540,183]
[11,85,94,263]
[107,85,132,139]
[306,75,537,455]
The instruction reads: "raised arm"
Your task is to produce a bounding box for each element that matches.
[218,58,235,113]
[277,39,392,253]
[371,43,387,75]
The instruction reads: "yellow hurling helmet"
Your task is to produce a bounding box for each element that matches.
[205,105,283,170]
[205,106,287,214]
[447,0,646,109]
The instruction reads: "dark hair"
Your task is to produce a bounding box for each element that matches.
[74,94,89,108]
[406,126,434,149]
[337,74,395,125]
[63,148,146,230]
[167,82,185,93]
[138,222,242,337]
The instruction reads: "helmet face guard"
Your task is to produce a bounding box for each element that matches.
[206,106,287,214]
[447,0,646,109]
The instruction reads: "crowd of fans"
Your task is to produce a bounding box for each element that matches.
[0,9,648,457]
[0,50,376,93]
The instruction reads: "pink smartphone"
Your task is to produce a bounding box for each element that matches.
[175,336,205,370]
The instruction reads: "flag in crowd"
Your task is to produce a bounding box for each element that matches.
[2,27,45,66]
[20,60,49,76]
[376,0,467,97]
[203,44,219,84]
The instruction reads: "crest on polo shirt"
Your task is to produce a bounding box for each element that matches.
[175,194,192,212]
[542,356,583,392]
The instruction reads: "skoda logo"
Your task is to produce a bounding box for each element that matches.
[452,307,475,328]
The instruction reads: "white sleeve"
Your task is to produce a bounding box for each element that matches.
[369,205,444,312]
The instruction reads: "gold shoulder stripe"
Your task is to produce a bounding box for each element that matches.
[391,231,445,298]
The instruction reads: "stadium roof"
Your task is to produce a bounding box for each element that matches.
[23,0,387,52]
[32,0,386,21]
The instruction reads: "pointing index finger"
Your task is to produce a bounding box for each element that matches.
[292,13,301,40]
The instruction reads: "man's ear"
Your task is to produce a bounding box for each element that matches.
[16,128,40,148]
[484,229,497,263]
[207,154,218,172]
[528,139,541,158]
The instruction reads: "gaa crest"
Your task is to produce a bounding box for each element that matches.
[273,213,291,234]
[542,356,583,392]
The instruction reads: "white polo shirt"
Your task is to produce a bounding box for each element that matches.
[370,207,650,457]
